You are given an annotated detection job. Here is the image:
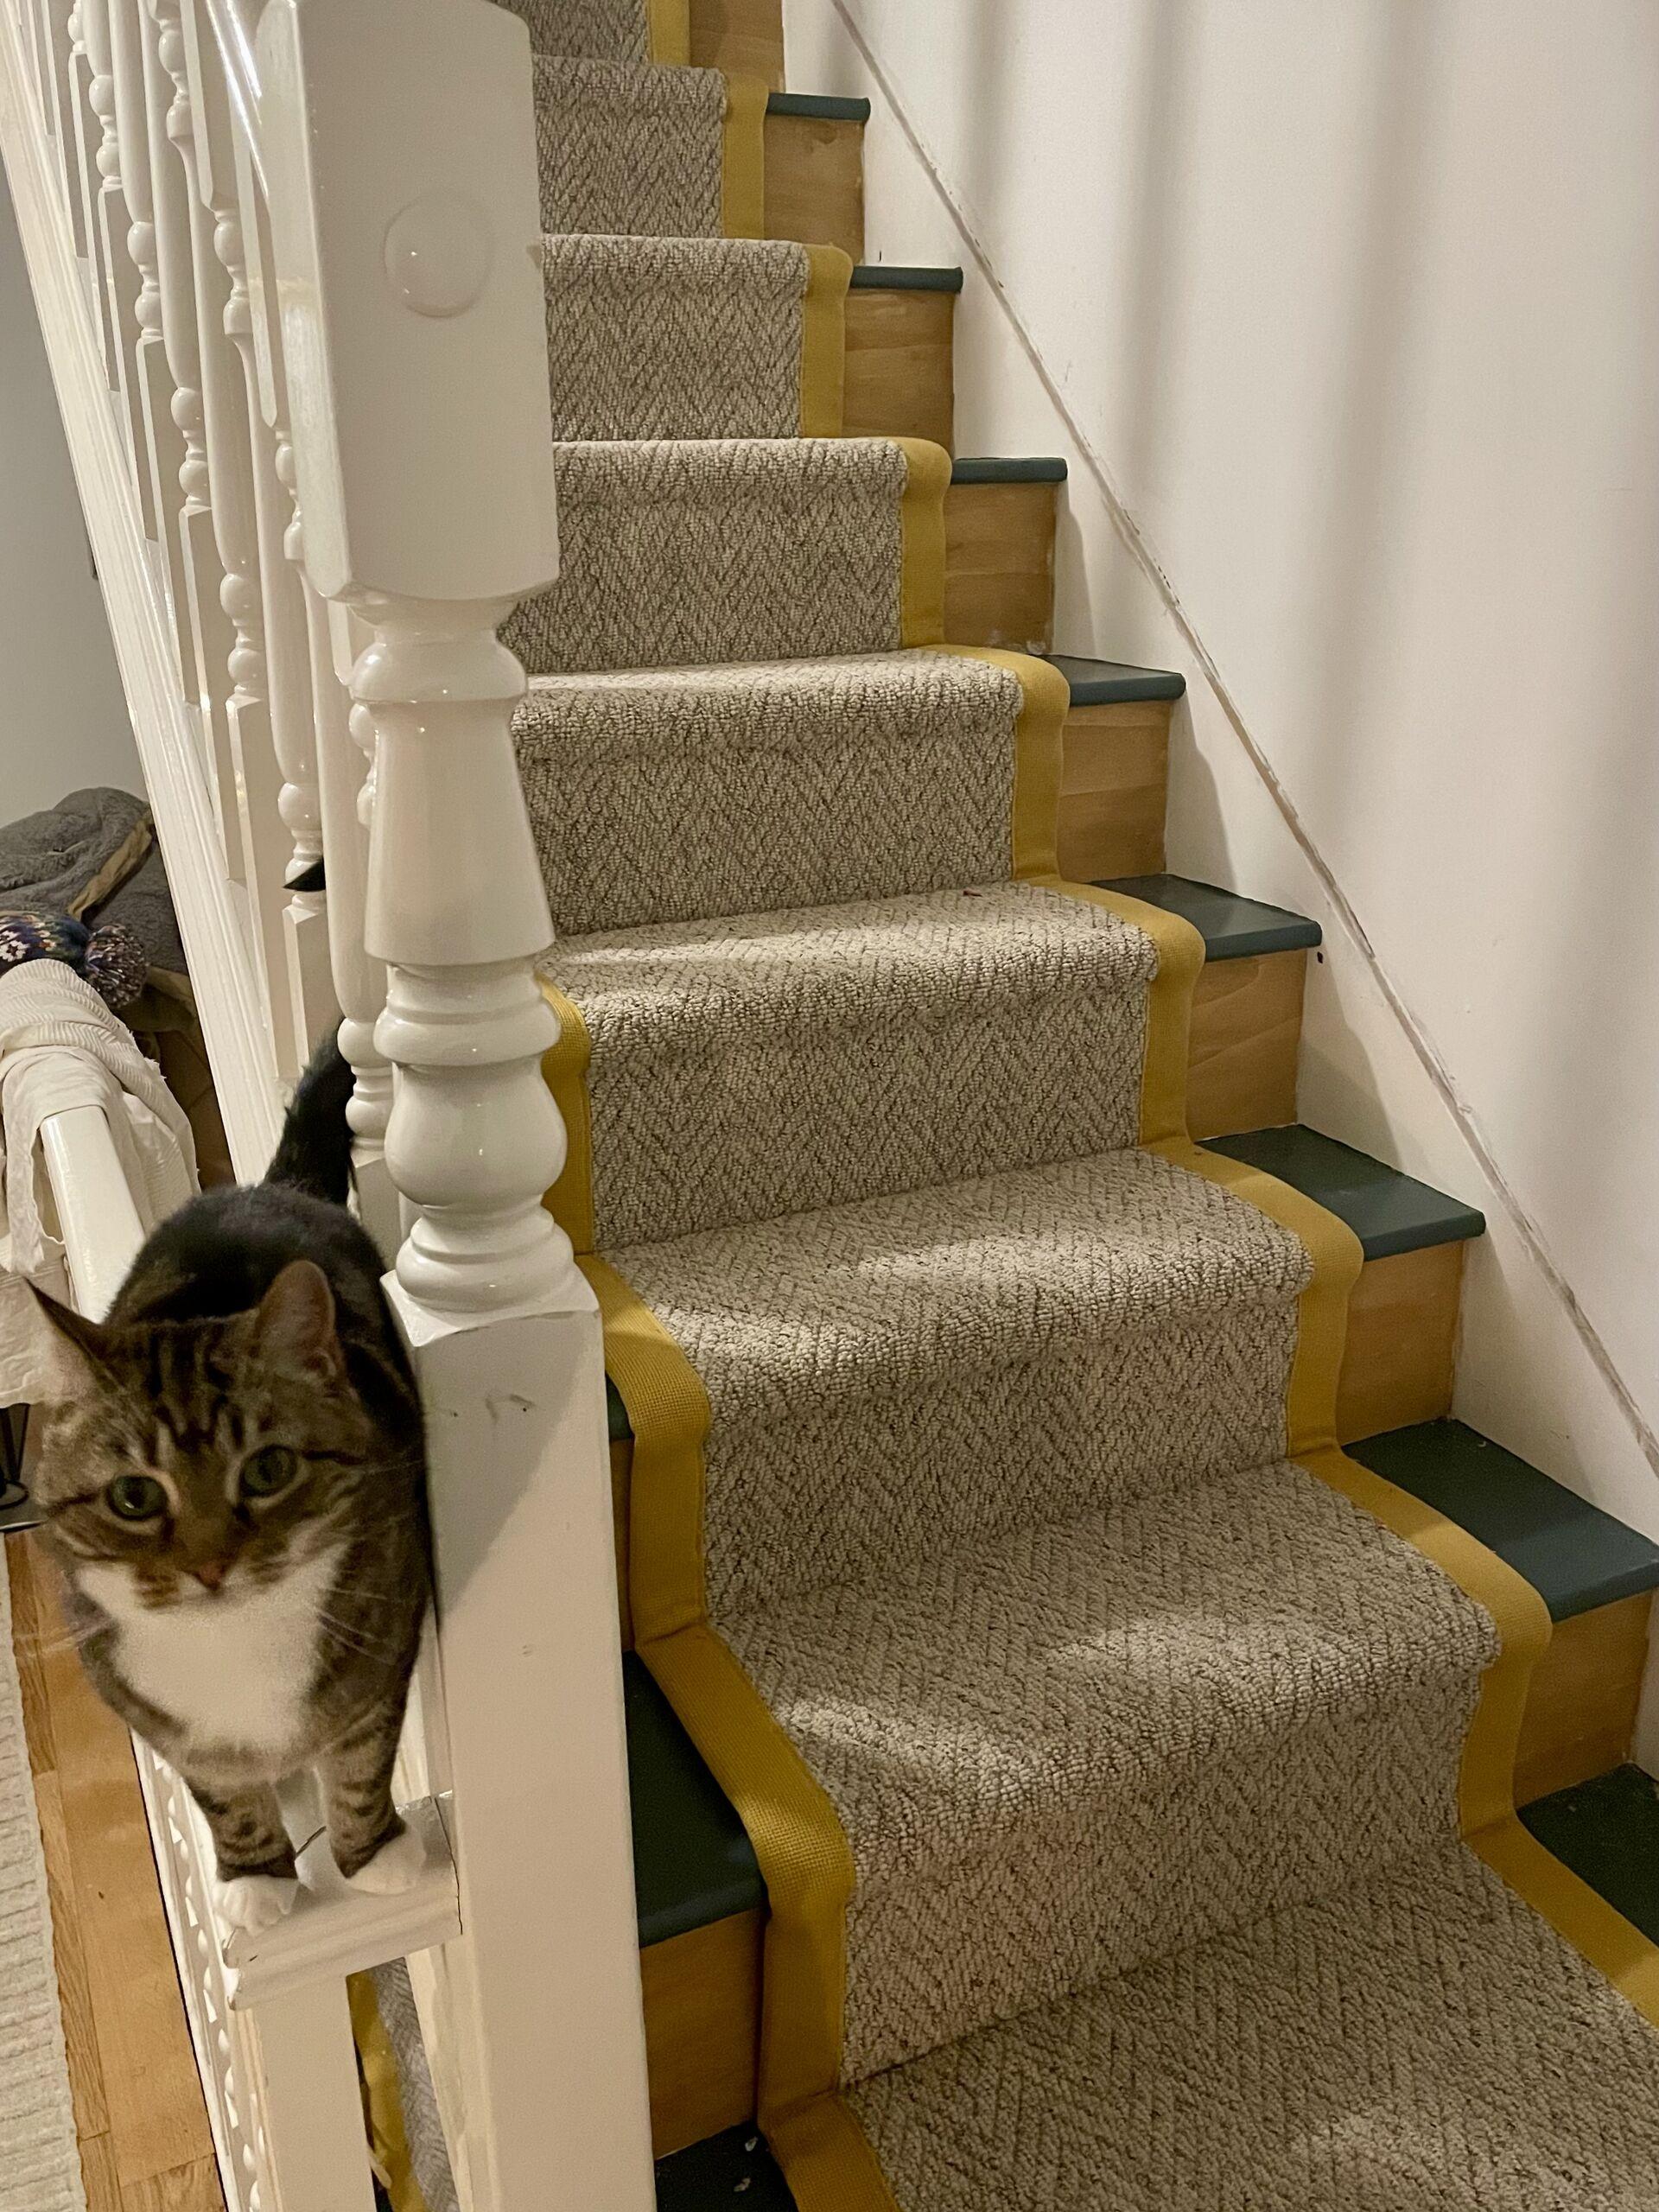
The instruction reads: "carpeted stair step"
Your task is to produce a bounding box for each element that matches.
[544,883,1161,1249]
[517,648,1063,938]
[504,435,947,675]
[540,234,852,441]
[531,63,868,255]
[602,1127,1482,1465]
[631,1416,1659,2159]
[842,1834,1659,2207]
[721,1452,1497,2085]
[536,242,963,444]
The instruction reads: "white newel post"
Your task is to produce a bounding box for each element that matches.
[258,3,654,2209]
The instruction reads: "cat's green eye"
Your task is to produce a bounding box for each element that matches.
[105,1474,167,1522]
[239,1450,294,1503]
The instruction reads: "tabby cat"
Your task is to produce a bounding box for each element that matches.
[28,1039,429,1932]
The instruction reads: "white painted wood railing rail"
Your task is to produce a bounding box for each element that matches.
[2,0,655,2205]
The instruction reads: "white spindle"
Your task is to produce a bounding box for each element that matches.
[143,0,238,801]
[82,0,149,470]
[39,0,88,254]
[108,0,191,664]
[259,3,654,2206]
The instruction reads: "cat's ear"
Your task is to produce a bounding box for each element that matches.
[23,1282,111,1402]
[251,1261,345,1384]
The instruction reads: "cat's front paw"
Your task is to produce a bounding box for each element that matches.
[342,1823,426,1897]
[217,1872,298,1932]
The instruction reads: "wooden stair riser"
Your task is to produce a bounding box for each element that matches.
[1058,700,1170,880]
[1188,951,1303,1141]
[842,286,956,449]
[634,1578,1653,2158]
[690,0,785,86]
[944,480,1058,653]
[765,110,864,261]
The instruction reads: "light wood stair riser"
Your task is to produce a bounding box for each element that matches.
[634,1585,1653,2159]
[1058,701,1171,880]
[842,287,956,449]
[690,0,785,86]
[765,110,864,260]
[944,480,1058,653]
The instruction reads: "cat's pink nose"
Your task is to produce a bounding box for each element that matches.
[190,1559,230,1592]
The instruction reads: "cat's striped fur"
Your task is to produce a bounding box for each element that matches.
[29,1039,429,1928]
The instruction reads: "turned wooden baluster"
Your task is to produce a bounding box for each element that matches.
[107,0,191,674]
[82,0,150,482]
[141,0,238,798]
[65,3,104,278]
[259,3,654,2205]
[39,0,90,256]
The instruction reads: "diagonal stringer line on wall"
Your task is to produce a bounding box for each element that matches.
[829,0,1659,1484]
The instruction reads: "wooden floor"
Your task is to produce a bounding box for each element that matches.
[5,1533,224,2212]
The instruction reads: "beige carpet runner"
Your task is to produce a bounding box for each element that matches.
[378,3,1659,2204]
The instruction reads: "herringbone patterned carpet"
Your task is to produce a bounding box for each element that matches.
[405,9,1659,2204]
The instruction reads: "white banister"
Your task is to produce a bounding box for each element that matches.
[83,0,149,486]
[259,5,654,2209]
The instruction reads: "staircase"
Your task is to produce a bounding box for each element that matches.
[499,0,1659,2205]
[5,0,1659,2206]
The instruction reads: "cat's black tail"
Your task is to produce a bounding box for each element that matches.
[265,1033,356,1205]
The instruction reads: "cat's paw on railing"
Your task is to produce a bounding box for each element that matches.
[343,1822,427,1897]
[217,1872,300,1933]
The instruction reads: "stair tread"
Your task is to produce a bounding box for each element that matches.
[950,454,1067,484]
[719,1456,1491,2076]
[658,1778,1659,2203]
[849,264,964,293]
[1521,1765,1659,1941]
[1349,1421,1659,1622]
[1050,652,1185,702]
[606,1124,1486,1442]
[766,90,869,122]
[1102,873,1321,960]
[627,1412,1640,1957]
[556,884,1159,1247]
[1205,1124,1486,1259]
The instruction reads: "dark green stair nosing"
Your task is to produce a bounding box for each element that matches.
[1205,1125,1486,1260]
[849,264,963,294]
[950,454,1067,485]
[657,2125,793,2211]
[1349,1421,1659,1624]
[1520,1765,1659,1942]
[766,91,869,122]
[1049,653,1185,704]
[626,1654,763,1947]
[1101,874,1320,962]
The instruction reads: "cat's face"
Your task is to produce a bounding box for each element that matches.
[30,1262,377,1618]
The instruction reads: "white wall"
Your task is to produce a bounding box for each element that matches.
[0,167,139,820]
[786,0,1659,1657]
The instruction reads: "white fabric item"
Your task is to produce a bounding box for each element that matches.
[0,963,195,1396]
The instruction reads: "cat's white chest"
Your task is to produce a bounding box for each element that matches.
[81,1547,341,1759]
